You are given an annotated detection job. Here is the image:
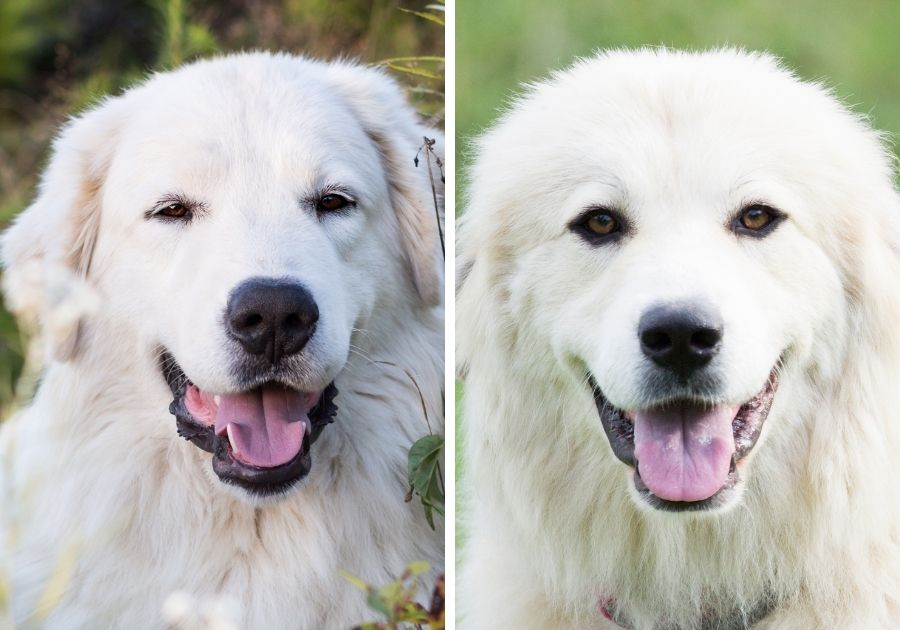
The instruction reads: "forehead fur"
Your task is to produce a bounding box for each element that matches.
[105,53,385,188]
[463,48,896,251]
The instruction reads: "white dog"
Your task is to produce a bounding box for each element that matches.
[457,49,900,628]
[0,52,444,628]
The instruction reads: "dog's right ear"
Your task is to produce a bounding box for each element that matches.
[2,97,126,361]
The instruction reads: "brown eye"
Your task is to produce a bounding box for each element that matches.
[734,204,784,236]
[586,213,618,236]
[741,207,771,230]
[570,207,625,244]
[318,194,350,212]
[159,202,188,218]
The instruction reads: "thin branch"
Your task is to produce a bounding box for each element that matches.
[415,137,445,258]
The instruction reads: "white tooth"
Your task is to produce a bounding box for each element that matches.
[226,424,238,455]
[213,395,221,405]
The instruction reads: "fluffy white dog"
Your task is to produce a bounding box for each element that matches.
[457,49,900,628]
[0,52,444,628]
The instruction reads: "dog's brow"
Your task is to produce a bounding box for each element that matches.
[311,183,357,201]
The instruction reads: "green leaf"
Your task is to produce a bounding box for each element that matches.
[376,579,404,605]
[398,8,445,26]
[366,591,391,618]
[377,56,444,64]
[340,570,371,592]
[383,63,443,81]
[404,561,431,578]
[409,435,443,486]
[408,434,444,529]
[408,435,444,498]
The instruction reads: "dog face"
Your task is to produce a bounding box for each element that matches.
[459,49,900,513]
[3,53,443,501]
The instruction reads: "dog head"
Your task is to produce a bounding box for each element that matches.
[2,53,443,500]
[458,49,900,513]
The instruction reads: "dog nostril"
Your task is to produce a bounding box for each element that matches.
[641,330,672,353]
[690,328,721,351]
[239,313,264,329]
[282,313,314,330]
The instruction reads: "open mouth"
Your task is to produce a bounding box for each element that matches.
[161,350,338,496]
[591,368,779,511]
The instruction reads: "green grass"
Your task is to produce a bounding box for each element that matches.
[457,0,900,176]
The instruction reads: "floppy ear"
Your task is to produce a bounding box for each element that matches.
[326,62,444,307]
[2,97,126,361]
[454,193,496,380]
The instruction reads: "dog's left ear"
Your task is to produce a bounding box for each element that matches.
[326,62,444,307]
[2,97,127,360]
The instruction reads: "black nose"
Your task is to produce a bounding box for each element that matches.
[638,302,723,378]
[226,278,318,363]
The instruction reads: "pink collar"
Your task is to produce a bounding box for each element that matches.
[598,597,632,629]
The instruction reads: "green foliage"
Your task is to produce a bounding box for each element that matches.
[0,0,66,86]
[0,306,24,418]
[376,2,445,123]
[408,434,445,530]
[344,563,445,630]
[155,0,219,69]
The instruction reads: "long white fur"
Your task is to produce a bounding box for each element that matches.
[0,52,443,628]
[457,49,900,628]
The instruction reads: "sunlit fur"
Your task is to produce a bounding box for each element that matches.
[0,52,443,628]
[457,49,900,628]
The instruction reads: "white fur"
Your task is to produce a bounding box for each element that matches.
[457,49,900,628]
[0,52,444,628]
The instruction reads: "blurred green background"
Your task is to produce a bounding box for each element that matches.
[457,0,900,173]
[0,0,444,417]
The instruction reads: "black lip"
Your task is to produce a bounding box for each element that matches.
[161,350,338,496]
[589,369,779,512]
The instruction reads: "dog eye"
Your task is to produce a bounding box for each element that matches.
[571,208,624,243]
[146,196,204,223]
[733,204,784,236]
[585,213,619,236]
[317,194,351,212]
[158,202,189,219]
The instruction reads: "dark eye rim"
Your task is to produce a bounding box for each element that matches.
[145,195,203,223]
[569,206,628,244]
[310,187,358,217]
[317,193,351,213]
[731,203,786,238]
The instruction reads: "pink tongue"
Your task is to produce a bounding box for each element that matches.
[214,386,314,468]
[633,404,738,502]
